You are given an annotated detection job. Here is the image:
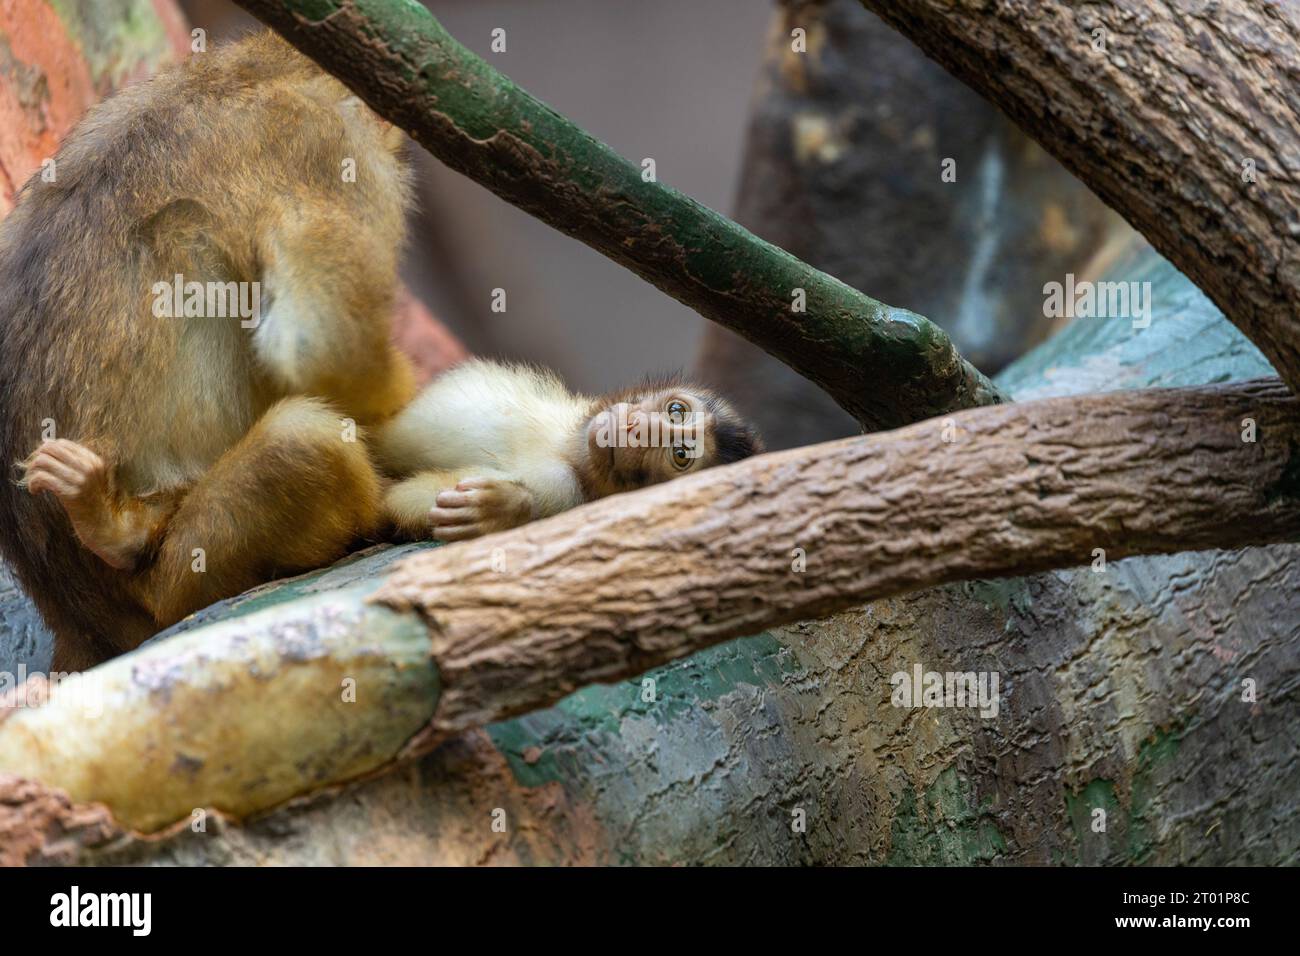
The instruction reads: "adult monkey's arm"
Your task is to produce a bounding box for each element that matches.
[859,0,1300,396]
[232,0,1003,432]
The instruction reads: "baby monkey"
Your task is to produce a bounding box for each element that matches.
[377,359,764,541]
[22,359,761,578]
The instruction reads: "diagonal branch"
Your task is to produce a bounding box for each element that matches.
[858,0,1300,397]
[232,0,1003,431]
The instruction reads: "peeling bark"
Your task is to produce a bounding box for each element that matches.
[0,774,122,866]
[231,0,1003,431]
[859,0,1300,396]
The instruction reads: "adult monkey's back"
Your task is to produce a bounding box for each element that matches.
[0,32,415,670]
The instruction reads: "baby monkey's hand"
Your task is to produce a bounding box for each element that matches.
[430,477,535,541]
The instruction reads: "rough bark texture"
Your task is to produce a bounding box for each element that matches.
[860,0,1300,398]
[232,0,1004,432]
[0,560,49,676]
[0,0,189,212]
[697,0,1129,448]
[372,375,1300,735]
[12,244,1293,866]
[1,1,1296,867]
[0,773,122,867]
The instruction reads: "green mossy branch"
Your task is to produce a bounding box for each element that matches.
[233,0,1004,431]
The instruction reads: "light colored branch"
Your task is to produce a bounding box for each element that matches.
[0,589,436,832]
[375,377,1300,733]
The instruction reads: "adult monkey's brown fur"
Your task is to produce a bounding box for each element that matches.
[0,33,415,670]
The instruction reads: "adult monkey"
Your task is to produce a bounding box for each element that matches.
[0,33,415,670]
[0,32,763,671]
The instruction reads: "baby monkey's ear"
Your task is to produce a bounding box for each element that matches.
[696,391,764,464]
[714,415,765,464]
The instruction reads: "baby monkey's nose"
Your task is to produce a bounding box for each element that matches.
[623,406,647,434]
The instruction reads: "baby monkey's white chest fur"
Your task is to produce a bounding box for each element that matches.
[373,358,761,542]
[376,359,588,521]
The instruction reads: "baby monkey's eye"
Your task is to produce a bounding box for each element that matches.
[671,445,692,469]
[666,399,690,424]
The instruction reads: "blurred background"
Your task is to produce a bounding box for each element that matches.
[178,0,1129,449]
[185,0,769,394]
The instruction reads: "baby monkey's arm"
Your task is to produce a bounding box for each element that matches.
[21,440,180,571]
[384,469,537,542]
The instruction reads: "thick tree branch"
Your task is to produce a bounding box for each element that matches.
[374,377,1300,733]
[859,0,1300,396]
[0,583,437,833]
[231,0,1003,431]
[3,378,1296,830]
[695,0,1130,448]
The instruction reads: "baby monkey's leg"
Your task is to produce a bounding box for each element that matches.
[384,469,535,542]
[22,439,179,571]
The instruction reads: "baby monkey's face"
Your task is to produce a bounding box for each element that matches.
[585,388,720,491]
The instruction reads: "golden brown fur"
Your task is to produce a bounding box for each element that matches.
[0,33,413,669]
